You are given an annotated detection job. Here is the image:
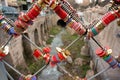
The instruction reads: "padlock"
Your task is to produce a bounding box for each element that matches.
[33,49,43,59]
[56,47,71,60]
[43,53,50,63]
[25,74,37,80]
[42,47,51,54]
[54,5,68,20]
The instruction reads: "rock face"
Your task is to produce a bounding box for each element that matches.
[0,15,58,67]
[80,44,90,56]
[74,58,86,66]
[66,56,73,64]
[90,61,94,70]
[85,70,94,78]
[84,5,120,80]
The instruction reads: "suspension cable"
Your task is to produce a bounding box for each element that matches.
[6,70,14,80]
[87,66,111,80]
[91,37,105,50]
[33,62,50,76]
[2,60,25,77]
[57,64,74,79]
[22,34,44,57]
[2,35,13,49]
[64,36,82,50]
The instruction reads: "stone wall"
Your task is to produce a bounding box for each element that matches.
[1,14,59,67]
[83,6,120,80]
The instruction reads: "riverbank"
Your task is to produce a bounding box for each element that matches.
[60,29,91,80]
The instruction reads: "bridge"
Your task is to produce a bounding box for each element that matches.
[1,0,120,80]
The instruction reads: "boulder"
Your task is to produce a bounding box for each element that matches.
[85,70,94,78]
[74,58,85,66]
[80,44,90,56]
[66,56,73,64]
[90,60,94,69]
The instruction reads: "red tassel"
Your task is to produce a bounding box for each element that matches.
[33,49,43,58]
[54,5,68,20]
[42,47,51,53]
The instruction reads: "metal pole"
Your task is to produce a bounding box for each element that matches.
[57,64,74,79]
[2,35,13,49]
[2,60,25,77]
[33,64,49,76]
[6,71,14,80]
[22,34,44,57]
[91,37,105,50]
[93,58,99,71]
[64,36,82,50]
[88,66,111,80]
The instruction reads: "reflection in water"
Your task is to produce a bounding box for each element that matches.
[38,30,65,80]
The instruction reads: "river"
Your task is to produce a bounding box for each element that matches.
[38,29,65,80]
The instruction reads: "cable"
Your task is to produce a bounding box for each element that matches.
[57,64,74,79]
[87,66,111,80]
[33,62,50,76]
[64,36,82,50]
[2,60,25,77]
[22,34,44,57]
[2,35,13,49]
[91,37,105,50]
[6,71,14,80]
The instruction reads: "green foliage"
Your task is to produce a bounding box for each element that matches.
[28,59,45,74]
[80,64,91,77]
[62,31,90,79]
[49,26,61,35]
[46,37,53,44]
[46,25,61,44]
[62,32,84,59]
